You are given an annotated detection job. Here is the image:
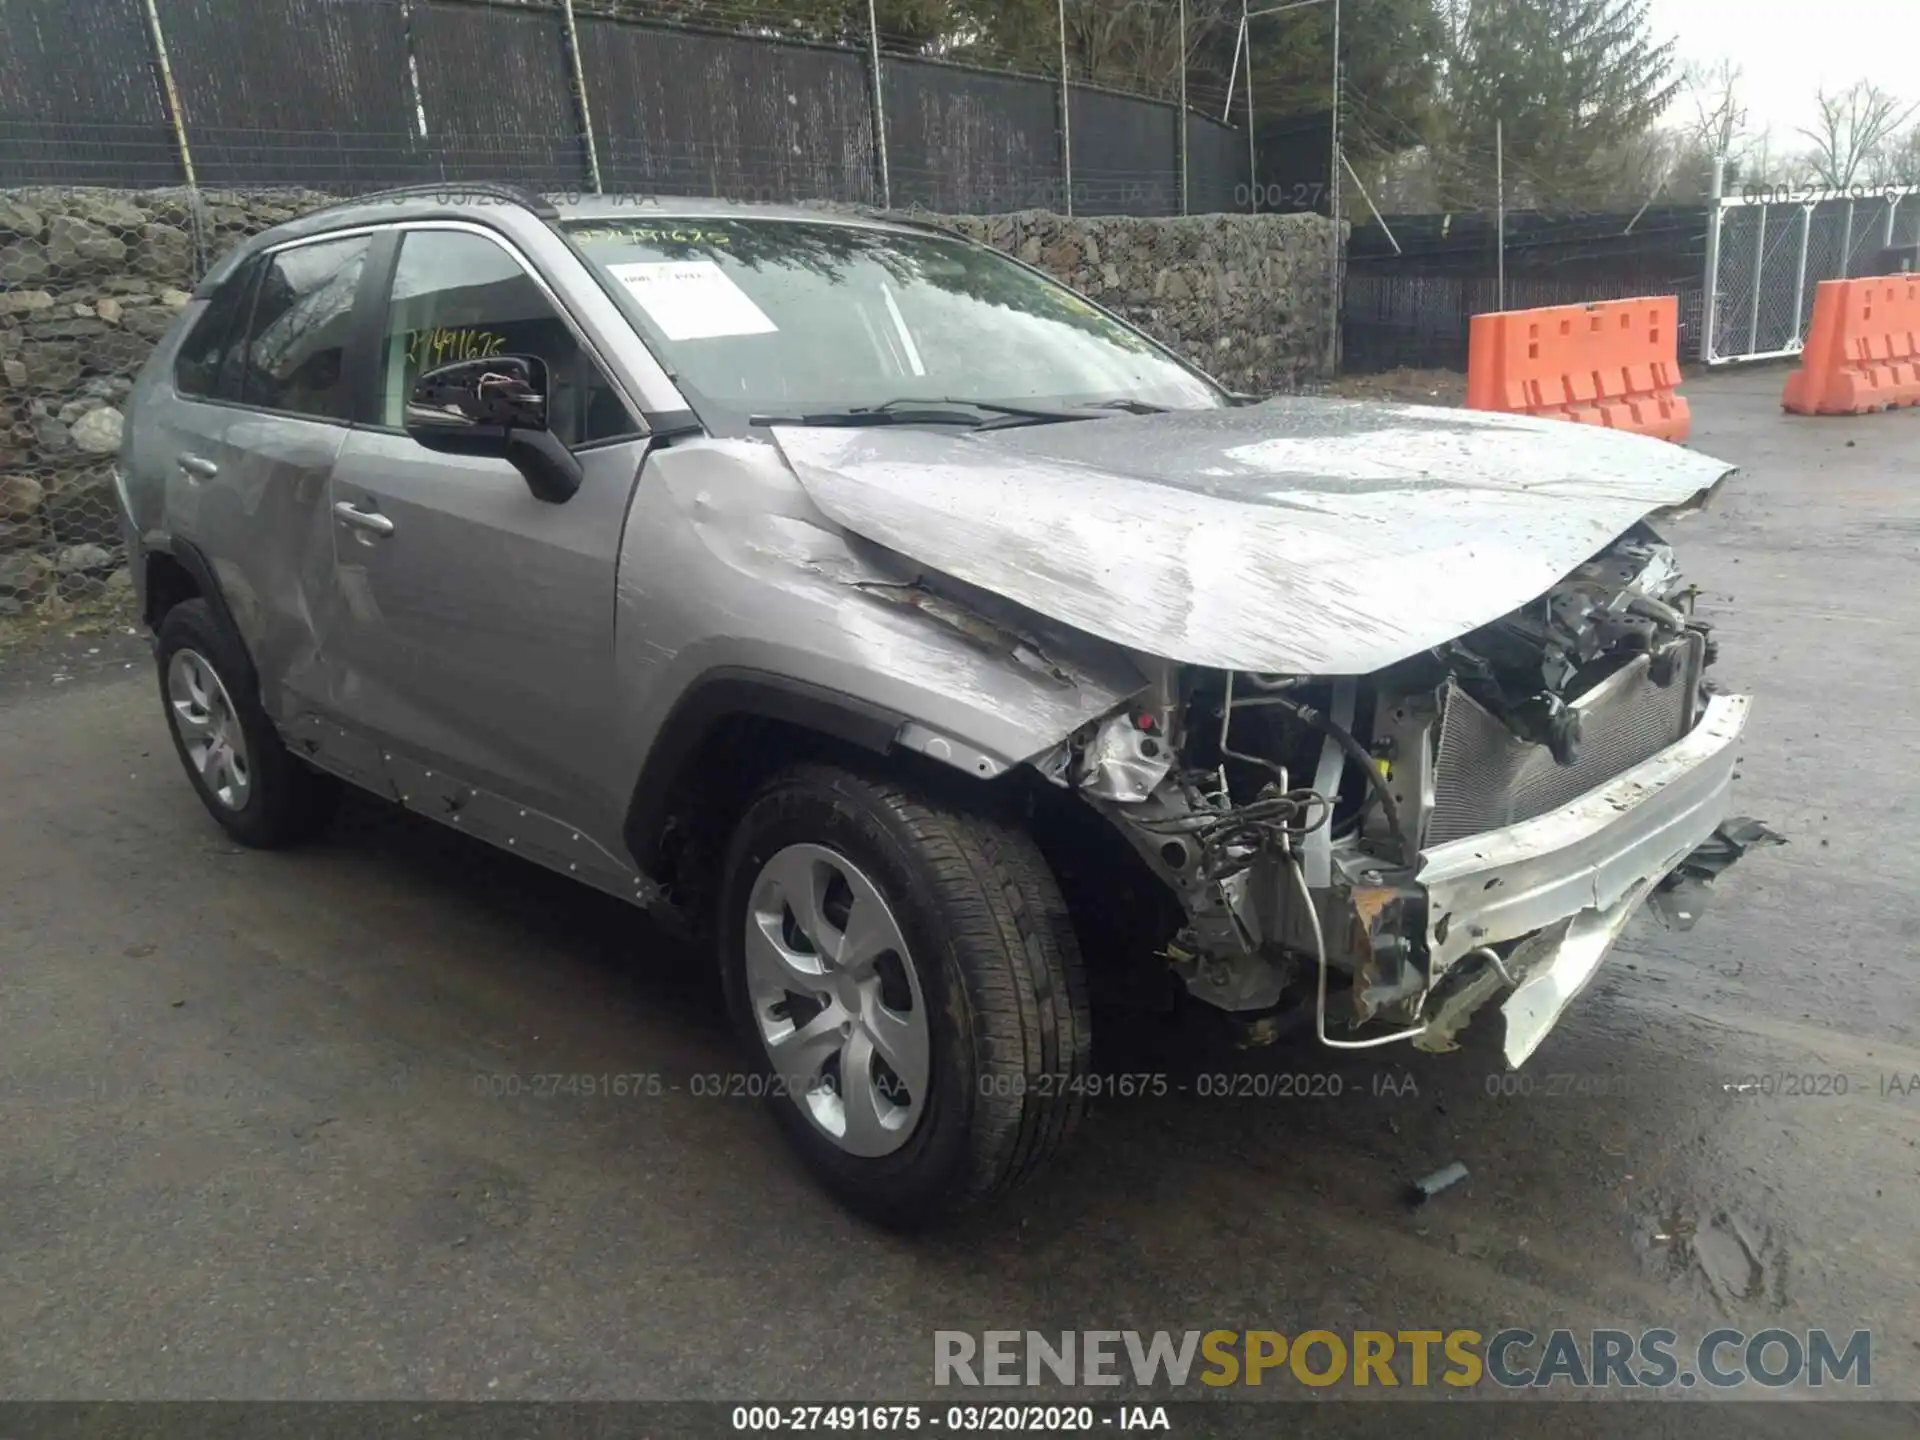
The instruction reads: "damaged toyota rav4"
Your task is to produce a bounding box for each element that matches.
[117,186,1759,1226]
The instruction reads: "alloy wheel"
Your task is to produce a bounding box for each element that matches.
[166,648,252,811]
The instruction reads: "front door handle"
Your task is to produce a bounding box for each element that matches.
[332,501,396,538]
[177,453,219,480]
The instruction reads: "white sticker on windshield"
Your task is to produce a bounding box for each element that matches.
[606,260,778,341]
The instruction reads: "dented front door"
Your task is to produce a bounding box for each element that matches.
[323,432,646,845]
[320,224,648,851]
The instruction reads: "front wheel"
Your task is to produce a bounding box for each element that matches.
[155,599,339,848]
[718,763,1091,1227]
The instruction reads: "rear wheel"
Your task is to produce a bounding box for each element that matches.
[719,763,1091,1227]
[156,599,339,848]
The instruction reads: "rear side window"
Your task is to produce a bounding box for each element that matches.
[173,260,258,400]
[234,234,371,421]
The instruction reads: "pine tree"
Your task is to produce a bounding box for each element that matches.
[1430,0,1679,211]
[1251,0,1443,163]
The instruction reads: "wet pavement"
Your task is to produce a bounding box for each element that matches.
[1,373,1917,1421]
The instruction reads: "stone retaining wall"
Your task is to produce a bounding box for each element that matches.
[1,189,334,613]
[932,209,1340,396]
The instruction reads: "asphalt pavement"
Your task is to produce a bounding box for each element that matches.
[2,373,1918,1422]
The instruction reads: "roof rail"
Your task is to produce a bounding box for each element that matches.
[327,182,559,219]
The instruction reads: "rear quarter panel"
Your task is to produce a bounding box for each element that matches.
[120,304,201,549]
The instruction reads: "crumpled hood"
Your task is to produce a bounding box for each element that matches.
[771,396,1736,676]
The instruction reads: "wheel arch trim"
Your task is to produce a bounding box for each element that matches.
[621,667,917,874]
[141,535,260,697]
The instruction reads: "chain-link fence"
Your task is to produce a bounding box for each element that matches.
[1703,185,1919,365]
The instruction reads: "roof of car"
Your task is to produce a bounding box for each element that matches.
[301,183,932,233]
[192,184,950,297]
[554,194,926,230]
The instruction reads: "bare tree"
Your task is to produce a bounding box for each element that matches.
[1741,126,1791,187]
[1797,81,1919,189]
[1866,118,1920,187]
[1060,0,1239,99]
[1682,61,1749,163]
[1654,59,1748,198]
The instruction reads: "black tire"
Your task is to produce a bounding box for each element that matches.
[718,762,1092,1227]
[155,599,340,848]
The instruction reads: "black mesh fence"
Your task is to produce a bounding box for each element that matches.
[1343,206,1713,373]
[1183,115,1244,217]
[0,0,1263,214]
[412,1,585,187]
[883,58,1061,214]
[583,19,878,204]
[0,0,181,187]
[1068,86,1179,217]
[159,0,432,189]
[1252,109,1332,215]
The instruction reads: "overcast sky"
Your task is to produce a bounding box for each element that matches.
[1650,0,1918,140]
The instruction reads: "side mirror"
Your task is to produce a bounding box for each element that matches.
[404,355,583,504]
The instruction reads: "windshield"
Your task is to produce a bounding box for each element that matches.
[562,216,1223,434]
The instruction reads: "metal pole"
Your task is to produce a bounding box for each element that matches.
[1177,0,1189,215]
[1495,118,1505,311]
[866,0,891,209]
[1887,194,1903,247]
[399,0,430,148]
[1343,151,1398,253]
[1057,0,1072,215]
[1623,188,1659,235]
[1244,0,1257,213]
[1328,0,1339,222]
[1839,197,1855,277]
[1222,14,1244,121]
[1700,155,1725,362]
[138,0,197,190]
[1747,202,1767,356]
[560,0,602,194]
[1791,203,1812,345]
[1327,0,1339,371]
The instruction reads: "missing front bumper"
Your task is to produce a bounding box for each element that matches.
[1412,692,1752,1064]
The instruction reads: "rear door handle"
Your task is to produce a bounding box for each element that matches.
[177,454,219,480]
[332,501,396,538]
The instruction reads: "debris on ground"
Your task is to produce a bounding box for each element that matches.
[1408,1160,1470,1205]
[1650,817,1788,930]
[1325,369,1468,406]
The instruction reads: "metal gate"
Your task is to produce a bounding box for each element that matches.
[1701,181,1919,364]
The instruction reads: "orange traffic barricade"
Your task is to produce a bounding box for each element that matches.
[1782,276,1920,415]
[1466,296,1690,443]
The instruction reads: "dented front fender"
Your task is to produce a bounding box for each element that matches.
[608,439,1149,841]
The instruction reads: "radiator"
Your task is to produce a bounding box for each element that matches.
[1425,637,1704,846]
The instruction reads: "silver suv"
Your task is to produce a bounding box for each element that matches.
[117,185,1756,1225]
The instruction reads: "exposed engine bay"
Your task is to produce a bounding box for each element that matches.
[1044,524,1756,1065]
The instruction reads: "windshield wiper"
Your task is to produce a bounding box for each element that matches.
[1074,397,1172,415]
[749,397,1088,430]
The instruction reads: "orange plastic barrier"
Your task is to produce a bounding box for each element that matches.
[1466,296,1690,442]
[1781,276,1920,415]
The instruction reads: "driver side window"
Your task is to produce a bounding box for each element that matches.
[378,229,635,448]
